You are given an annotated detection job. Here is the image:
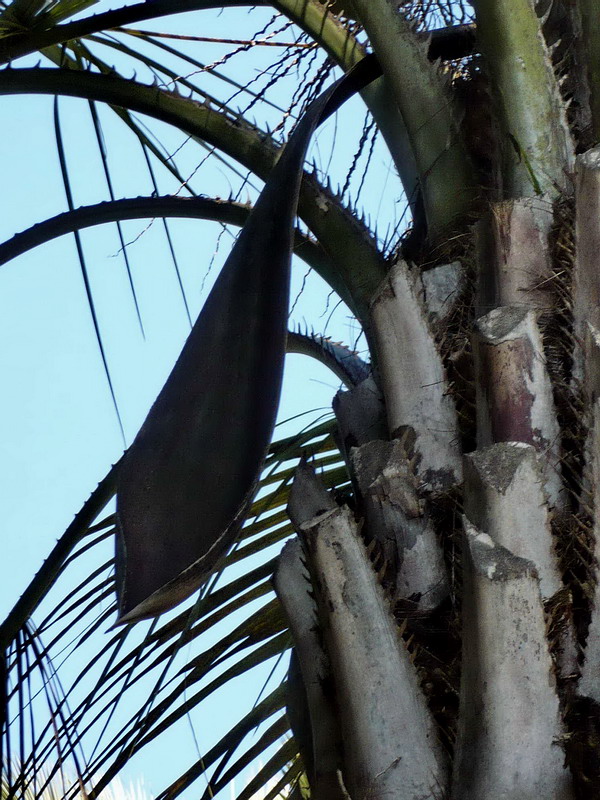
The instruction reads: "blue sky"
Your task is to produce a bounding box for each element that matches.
[0,3,405,796]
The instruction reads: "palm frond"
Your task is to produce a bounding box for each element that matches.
[1,412,348,799]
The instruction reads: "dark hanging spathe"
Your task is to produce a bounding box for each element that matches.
[115,55,382,623]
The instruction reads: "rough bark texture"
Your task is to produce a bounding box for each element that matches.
[474,305,564,507]
[298,500,448,800]
[573,146,600,380]
[349,439,448,609]
[580,399,600,703]
[464,443,560,599]
[580,326,600,701]
[273,538,345,799]
[419,260,464,329]
[475,198,554,315]
[333,376,387,459]
[452,520,573,800]
[370,259,461,492]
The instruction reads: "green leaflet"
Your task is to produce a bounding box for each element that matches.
[115,54,382,623]
[157,683,287,798]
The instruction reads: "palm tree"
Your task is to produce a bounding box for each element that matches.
[1,0,600,797]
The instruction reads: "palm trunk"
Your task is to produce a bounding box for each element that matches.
[279,3,600,795]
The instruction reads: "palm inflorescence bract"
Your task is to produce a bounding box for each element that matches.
[2,0,600,798]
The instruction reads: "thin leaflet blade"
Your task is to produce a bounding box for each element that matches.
[115,55,381,623]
